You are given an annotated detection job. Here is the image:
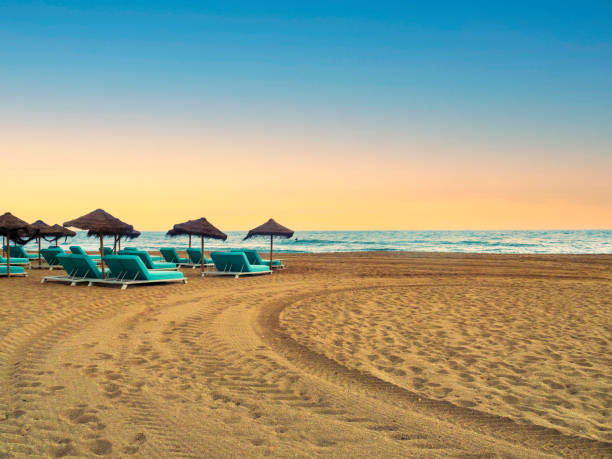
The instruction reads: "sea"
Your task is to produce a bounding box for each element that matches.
[26,230,612,254]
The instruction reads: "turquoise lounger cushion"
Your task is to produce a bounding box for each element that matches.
[102,247,114,256]
[118,250,176,270]
[70,246,102,259]
[0,265,26,275]
[6,245,38,259]
[57,254,107,279]
[186,248,213,265]
[104,255,184,281]
[160,248,188,264]
[41,248,64,266]
[210,252,270,273]
[0,255,30,265]
[232,249,283,267]
[122,247,163,261]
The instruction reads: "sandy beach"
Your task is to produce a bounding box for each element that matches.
[0,252,610,458]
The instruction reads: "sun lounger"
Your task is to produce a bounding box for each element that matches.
[184,248,214,269]
[231,249,285,269]
[41,254,110,286]
[97,255,186,289]
[122,247,163,261]
[4,245,38,260]
[70,246,101,260]
[118,250,178,270]
[0,265,27,277]
[0,255,31,268]
[160,247,190,266]
[40,247,65,270]
[203,252,271,278]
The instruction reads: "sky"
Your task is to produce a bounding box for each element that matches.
[1,1,611,230]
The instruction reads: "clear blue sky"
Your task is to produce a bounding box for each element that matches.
[1,1,611,229]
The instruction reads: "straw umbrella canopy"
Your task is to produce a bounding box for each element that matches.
[0,212,39,276]
[244,219,294,269]
[167,218,227,272]
[46,224,76,246]
[63,209,134,278]
[28,220,56,267]
[166,228,194,248]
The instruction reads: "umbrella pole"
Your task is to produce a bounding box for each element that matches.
[6,235,10,277]
[100,233,105,279]
[201,236,204,273]
[189,235,192,248]
[118,237,121,252]
[38,236,41,267]
[270,235,273,271]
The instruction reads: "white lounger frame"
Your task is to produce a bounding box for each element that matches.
[179,262,215,269]
[0,272,28,277]
[89,277,187,290]
[42,273,187,289]
[202,267,271,278]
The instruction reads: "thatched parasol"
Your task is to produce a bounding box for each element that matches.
[28,220,56,267]
[244,219,293,270]
[46,224,76,246]
[64,209,134,278]
[0,212,39,276]
[167,218,227,272]
[167,228,193,247]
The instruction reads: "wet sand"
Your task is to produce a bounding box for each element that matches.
[0,252,610,457]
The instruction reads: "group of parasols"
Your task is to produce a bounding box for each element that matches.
[1,209,293,278]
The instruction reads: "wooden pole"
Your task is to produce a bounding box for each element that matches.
[118,237,121,252]
[270,235,273,271]
[100,233,105,279]
[189,234,192,248]
[200,235,204,273]
[38,236,42,267]
[6,234,10,276]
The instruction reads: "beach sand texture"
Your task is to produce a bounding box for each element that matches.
[0,252,610,457]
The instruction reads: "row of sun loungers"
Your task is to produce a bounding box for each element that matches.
[4,244,283,285]
[41,254,186,289]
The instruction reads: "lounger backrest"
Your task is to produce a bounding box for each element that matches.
[101,255,125,279]
[160,247,180,263]
[41,248,63,265]
[122,247,138,252]
[70,246,87,256]
[119,250,154,269]
[186,248,202,264]
[211,252,253,272]
[56,254,77,275]
[106,255,151,281]
[102,247,114,256]
[71,255,103,279]
[8,245,28,258]
[233,249,264,265]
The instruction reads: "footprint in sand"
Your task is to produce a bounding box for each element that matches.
[89,438,112,455]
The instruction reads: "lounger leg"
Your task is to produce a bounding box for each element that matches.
[70,282,76,286]
[41,278,46,284]
[121,284,127,290]
[88,282,93,287]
